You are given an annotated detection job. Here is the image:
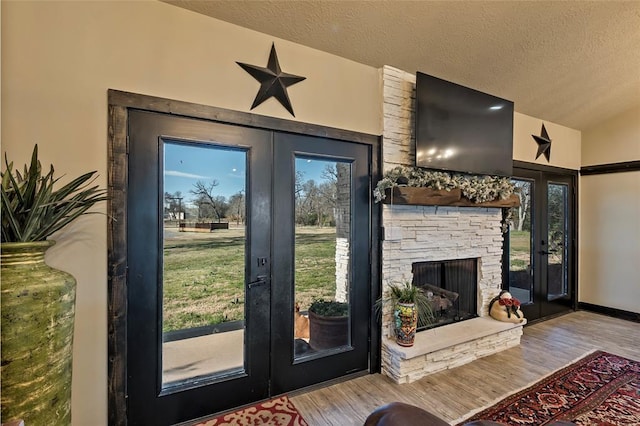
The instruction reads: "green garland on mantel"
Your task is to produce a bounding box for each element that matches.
[374,166,515,204]
[374,166,516,233]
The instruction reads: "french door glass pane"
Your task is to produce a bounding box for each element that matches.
[547,182,569,300]
[293,156,352,359]
[508,179,534,304]
[161,141,247,387]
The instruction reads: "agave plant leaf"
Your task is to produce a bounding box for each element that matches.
[1,145,108,242]
[3,157,27,209]
[49,171,99,200]
[21,147,44,209]
[1,188,24,241]
[2,159,14,190]
[32,192,107,241]
[20,171,56,239]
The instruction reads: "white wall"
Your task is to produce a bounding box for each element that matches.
[582,106,640,165]
[513,112,581,170]
[1,2,381,424]
[580,106,640,313]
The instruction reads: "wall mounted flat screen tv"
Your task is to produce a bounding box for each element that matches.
[415,72,514,176]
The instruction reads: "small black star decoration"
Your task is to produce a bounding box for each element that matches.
[532,123,552,162]
[236,43,306,117]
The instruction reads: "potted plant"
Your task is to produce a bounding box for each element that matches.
[1,145,107,425]
[307,299,349,350]
[378,282,434,347]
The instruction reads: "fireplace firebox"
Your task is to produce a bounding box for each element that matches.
[412,258,478,330]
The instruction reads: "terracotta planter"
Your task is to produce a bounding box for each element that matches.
[308,310,349,350]
[1,241,76,425]
[394,302,418,347]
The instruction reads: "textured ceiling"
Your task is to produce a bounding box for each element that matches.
[165,0,640,131]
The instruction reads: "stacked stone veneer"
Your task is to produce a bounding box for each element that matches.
[381,206,504,337]
[334,238,349,303]
[380,65,524,383]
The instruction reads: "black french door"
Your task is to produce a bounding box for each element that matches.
[126,110,371,425]
[504,165,577,322]
[271,133,371,394]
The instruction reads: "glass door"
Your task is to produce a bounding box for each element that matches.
[127,111,272,425]
[125,111,372,424]
[161,142,248,386]
[270,133,371,394]
[504,167,576,322]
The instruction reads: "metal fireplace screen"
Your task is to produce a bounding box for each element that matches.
[412,258,478,330]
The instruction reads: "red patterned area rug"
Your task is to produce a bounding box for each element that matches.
[457,350,640,425]
[193,396,308,426]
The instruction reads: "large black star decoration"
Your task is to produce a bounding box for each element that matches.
[236,43,306,117]
[532,123,552,162]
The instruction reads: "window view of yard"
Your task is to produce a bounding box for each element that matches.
[162,226,337,332]
[509,179,567,271]
[508,179,568,300]
[509,229,531,271]
[162,142,346,334]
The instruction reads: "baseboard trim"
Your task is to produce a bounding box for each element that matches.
[578,302,640,323]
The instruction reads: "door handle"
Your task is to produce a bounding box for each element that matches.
[538,250,550,255]
[248,275,268,289]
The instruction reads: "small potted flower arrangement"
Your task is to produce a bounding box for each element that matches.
[377,282,434,347]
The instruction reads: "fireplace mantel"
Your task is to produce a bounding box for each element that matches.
[382,187,520,208]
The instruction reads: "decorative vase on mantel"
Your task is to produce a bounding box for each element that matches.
[394,302,418,347]
[1,240,76,425]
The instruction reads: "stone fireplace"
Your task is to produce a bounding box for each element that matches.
[380,66,525,383]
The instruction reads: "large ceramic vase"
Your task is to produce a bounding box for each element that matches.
[1,241,76,425]
[394,302,418,347]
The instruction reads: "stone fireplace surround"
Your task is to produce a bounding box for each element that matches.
[380,66,524,384]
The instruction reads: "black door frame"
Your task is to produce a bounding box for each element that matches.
[271,133,371,395]
[126,111,276,424]
[107,90,381,425]
[503,160,579,323]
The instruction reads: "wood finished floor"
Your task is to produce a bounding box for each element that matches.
[290,310,640,426]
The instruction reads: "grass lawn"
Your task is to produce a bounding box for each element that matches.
[162,226,337,332]
[294,227,338,311]
[509,230,531,271]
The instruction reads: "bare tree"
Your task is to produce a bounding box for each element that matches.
[294,165,340,227]
[294,170,305,198]
[228,191,245,225]
[301,180,321,225]
[190,180,226,222]
[321,164,337,183]
[514,181,531,231]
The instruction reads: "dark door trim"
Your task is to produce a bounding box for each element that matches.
[580,160,640,175]
[513,160,579,176]
[107,90,380,425]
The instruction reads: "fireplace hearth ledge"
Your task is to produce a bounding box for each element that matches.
[381,317,526,384]
[387,317,526,359]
